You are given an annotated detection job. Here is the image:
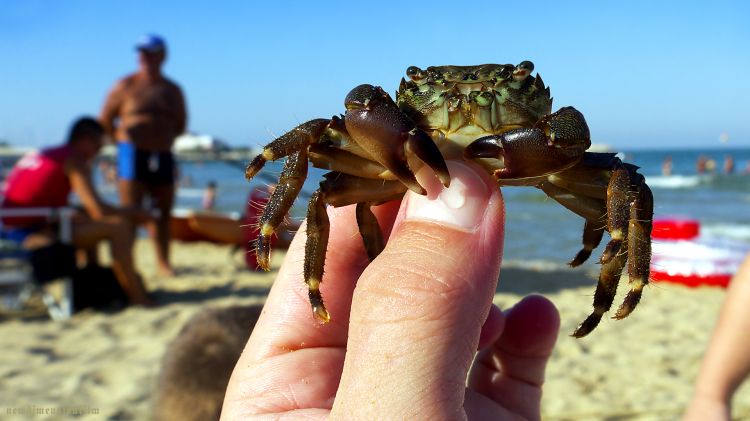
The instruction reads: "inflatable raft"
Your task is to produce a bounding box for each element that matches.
[650,217,750,287]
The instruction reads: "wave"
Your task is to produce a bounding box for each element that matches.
[702,223,750,243]
[645,174,714,189]
[176,188,206,199]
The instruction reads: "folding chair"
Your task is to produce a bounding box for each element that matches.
[0,207,75,320]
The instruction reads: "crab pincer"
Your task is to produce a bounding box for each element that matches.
[343,84,451,194]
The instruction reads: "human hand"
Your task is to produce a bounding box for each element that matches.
[682,394,731,421]
[222,161,561,420]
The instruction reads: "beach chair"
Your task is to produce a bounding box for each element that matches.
[0,207,75,320]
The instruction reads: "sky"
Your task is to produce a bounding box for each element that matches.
[1,0,748,151]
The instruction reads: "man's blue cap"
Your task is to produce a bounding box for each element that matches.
[135,34,166,52]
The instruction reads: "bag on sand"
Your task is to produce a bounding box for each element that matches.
[72,265,128,311]
[29,241,76,283]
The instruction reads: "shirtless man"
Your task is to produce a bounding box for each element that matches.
[100,34,187,276]
[1,117,153,305]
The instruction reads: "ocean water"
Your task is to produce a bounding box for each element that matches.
[96,147,750,266]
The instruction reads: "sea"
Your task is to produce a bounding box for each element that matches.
[94,147,750,266]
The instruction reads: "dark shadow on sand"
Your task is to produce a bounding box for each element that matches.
[497,265,596,295]
[151,283,271,305]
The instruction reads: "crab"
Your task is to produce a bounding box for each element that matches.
[245,61,653,337]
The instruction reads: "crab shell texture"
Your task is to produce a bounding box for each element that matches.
[398,62,551,152]
[245,60,653,338]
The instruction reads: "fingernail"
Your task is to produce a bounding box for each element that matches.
[405,161,491,231]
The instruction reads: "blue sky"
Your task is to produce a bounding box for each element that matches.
[1,1,748,150]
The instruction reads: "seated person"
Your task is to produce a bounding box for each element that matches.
[1,117,153,306]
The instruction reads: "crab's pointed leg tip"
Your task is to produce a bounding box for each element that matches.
[569,249,592,267]
[613,291,642,320]
[256,257,271,272]
[313,306,331,324]
[571,312,603,338]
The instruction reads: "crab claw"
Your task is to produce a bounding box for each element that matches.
[464,135,504,160]
[466,107,591,180]
[406,129,451,188]
[344,84,450,194]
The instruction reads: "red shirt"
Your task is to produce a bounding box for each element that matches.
[1,145,73,227]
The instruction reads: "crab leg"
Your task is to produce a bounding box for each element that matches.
[538,181,605,221]
[245,119,330,180]
[536,180,606,267]
[614,173,653,319]
[255,150,309,270]
[544,152,626,266]
[356,203,385,261]
[553,160,652,335]
[304,190,330,322]
[572,242,629,338]
[309,144,391,180]
[601,164,631,264]
[303,173,407,323]
[569,220,606,267]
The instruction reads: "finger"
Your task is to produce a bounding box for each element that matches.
[332,161,506,420]
[468,295,560,420]
[245,199,401,361]
[223,200,401,418]
[477,303,505,350]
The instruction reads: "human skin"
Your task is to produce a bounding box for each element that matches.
[221,161,561,420]
[20,134,153,305]
[99,50,186,152]
[100,48,187,275]
[683,253,750,421]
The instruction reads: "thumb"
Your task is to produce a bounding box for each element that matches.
[332,161,505,420]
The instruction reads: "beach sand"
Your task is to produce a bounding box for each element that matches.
[1,239,749,420]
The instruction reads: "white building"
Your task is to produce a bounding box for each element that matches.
[174,133,229,153]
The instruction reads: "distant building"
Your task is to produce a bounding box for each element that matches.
[174,133,230,154]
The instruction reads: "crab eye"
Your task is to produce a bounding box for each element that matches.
[517,60,534,73]
[406,66,425,81]
[513,61,535,82]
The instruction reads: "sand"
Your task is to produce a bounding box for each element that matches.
[1,240,749,420]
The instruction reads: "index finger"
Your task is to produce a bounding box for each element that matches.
[241,199,401,362]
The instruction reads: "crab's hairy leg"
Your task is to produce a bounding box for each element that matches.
[343,84,450,194]
[544,152,625,265]
[319,172,408,208]
[572,241,629,338]
[245,119,329,180]
[303,173,407,323]
[356,203,385,261]
[309,144,392,180]
[614,172,654,319]
[304,189,331,323]
[538,181,605,221]
[599,163,631,264]
[537,181,606,266]
[256,150,308,270]
[570,220,606,267]
[321,173,406,261]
